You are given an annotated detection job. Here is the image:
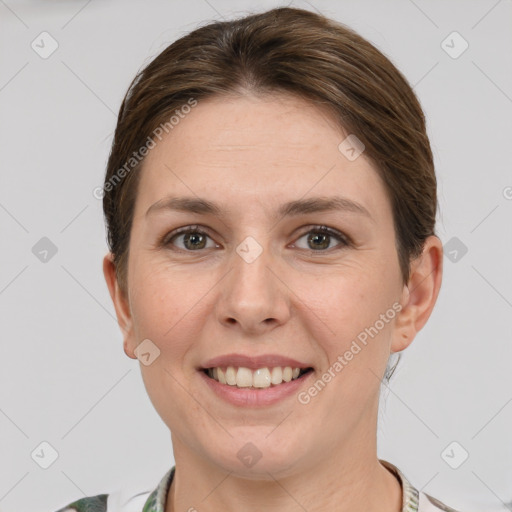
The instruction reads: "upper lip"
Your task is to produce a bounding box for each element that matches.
[200,353,313,370]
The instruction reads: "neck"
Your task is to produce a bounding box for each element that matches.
[165,423,402,512]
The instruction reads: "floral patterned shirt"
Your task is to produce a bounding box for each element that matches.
[55,459,462,512]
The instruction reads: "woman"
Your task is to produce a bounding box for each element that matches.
[56,6,462,512]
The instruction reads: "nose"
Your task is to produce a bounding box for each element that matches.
[216,240,291,335]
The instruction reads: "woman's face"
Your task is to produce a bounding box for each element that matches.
[105,93,430,477]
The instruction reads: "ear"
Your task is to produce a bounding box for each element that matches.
[102,252,137,359]
[391,235,443,353]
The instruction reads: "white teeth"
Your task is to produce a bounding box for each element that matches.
[207,365,309,388]
[236,367,253,387]
[217,367,227,384]
[271,366,282,385]
[225,366,237,385]
[253,368,272,388]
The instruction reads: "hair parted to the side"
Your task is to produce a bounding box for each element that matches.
[102,6,438,382]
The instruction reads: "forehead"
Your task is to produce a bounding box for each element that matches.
[133,93,390,222]
[162,93,347,161]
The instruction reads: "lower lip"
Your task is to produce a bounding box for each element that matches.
[199,369,314,407]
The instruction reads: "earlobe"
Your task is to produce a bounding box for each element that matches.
[391,236,443,354]
[102,252,137,360]
[391,285,416,353]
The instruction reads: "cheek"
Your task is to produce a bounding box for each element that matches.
[128,266,184,349]
[129,264,215,365]
[305,261,396,359]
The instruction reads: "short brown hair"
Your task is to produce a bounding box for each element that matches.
[103,7,438,376]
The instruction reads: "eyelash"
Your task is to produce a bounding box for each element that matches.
[160,224,350,253]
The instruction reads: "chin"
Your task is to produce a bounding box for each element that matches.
[203,431,308,479]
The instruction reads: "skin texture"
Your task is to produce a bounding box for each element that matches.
[103,93,443,512]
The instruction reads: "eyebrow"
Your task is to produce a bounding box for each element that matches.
[145,195,373,222]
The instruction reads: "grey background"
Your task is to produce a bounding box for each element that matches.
[0,0,511,511]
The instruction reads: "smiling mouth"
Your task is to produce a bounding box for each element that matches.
[202,366,314,389]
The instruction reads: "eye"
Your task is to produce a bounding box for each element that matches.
[292,225,349,251]
[163,225,218,251]
[161,224,350,253]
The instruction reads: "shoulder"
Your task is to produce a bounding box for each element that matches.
[54,466,173,512]
[379,458,465,512]
[54,489,152,512]
[419,490,465,512]
[54,494,108,512]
